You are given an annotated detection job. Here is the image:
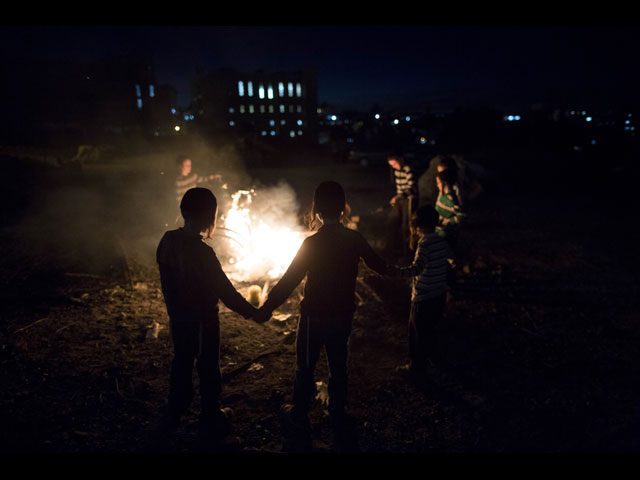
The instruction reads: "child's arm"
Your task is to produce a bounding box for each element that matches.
[260,239,311,317]
[356,232,388,276]
[390,243,427,278]
[206,255,258,319]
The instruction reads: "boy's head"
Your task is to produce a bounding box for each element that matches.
[437,156,457,173]
[313,181,345,221]
[411,205,439,235]
[436,167,457,187]
[180,187,218,238]
[387,151,405,170]
[176,155,192,176]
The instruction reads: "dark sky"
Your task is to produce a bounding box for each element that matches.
[2,25,639,111]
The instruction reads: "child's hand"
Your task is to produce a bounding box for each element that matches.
[253,306,272,324]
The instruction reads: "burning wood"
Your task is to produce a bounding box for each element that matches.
[210,186,308,285]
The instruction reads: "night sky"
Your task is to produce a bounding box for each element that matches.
[2,25,639,111]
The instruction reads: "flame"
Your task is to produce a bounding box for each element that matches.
[216,188,306,283]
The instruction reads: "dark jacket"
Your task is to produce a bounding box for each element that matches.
[262,223,387,316]
[156,228,255,323]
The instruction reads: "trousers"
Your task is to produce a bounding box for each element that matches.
[409,294,447,369]
[168,320,222,421]
[292,313,352,417]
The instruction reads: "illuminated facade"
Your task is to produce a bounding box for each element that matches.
[192,69,318,143]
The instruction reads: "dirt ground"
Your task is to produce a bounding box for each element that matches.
[1,148,639,455]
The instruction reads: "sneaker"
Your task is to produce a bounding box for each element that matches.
[198,407,233,444]
[280,403,311,451]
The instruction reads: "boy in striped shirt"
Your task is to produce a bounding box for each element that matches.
[435,167,465,253]
[390,205,454,376]
[385,152,419,256]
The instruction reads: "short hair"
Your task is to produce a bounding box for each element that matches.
[180,188,217,236]
[412,205,439,231]
[439,156,457,170]
[176,155,190,166]
[437,167,457,186]
[313,181,346,219]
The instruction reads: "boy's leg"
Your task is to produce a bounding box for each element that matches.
[324,315,352,420]
[196,321,227,436]
[291,315,324,418]
[408,301,427,372]
[167,322,198,421]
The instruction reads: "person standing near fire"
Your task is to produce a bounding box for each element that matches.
[156,187,259,448]
[389,205,454,378]
[254,181,389,451]
[175,155,223,205]
[385,150,419,258]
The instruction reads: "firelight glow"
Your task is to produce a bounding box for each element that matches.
[219,189,307,283]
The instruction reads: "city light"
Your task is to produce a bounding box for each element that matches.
[393,119,399,125]
[374,113,380,120]
[586,116,592,122]
[174,125,180,131]
[405,116,411,122]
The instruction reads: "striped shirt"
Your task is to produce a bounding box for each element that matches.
[392,233,453,301]
[393,165,418,199]
[175,172,209,203]
[436,190,465,236]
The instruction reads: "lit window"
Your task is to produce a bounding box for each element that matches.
[297,120,303,126]
[249,105,255,114]
[329,115,337,121]
[247,81,254,97]
[135,84,141,97]
[393,119,399,125]
[261,131,267,136]
[137,98,143,109]
[625,120,631,124]
[171,108,176,114]
[270,131,276,136]
[405,116,411,122]
[184,115,189,121]
[297,130,303,136]
[174,125,180,131]
[290,131,296,138]
[420,137,427,144]
[279,105,285,113]
[238,81,245,97]
[240,105,245,113]
[296,82,302,97]
[189,115,194,120]
[229,120,235,126]
[288,82,294,97]
[149,85,155,98]
[281,120,286,125]
[586,116,592,122]
[374,113,380,119]
[267,84,274,99]
[259,84,265,99]
[278,82,285,97]
[268,105,274,113]
[228,107,235,113]
[269,120,275,126]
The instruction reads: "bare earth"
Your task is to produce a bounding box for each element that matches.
[1,151,639,455]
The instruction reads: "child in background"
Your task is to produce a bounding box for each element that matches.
[156,187,259,446]
[435,167,466,254]
[255,181,388,448]
[390,205,454,377]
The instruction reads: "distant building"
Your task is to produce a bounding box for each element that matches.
[3,54,177,144]
[192,69,318,144]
